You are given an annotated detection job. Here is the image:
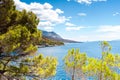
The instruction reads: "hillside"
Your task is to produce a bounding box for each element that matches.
[42,30,80,43]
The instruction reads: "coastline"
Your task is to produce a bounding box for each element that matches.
[37,44,64,48]
[37,42,83,48]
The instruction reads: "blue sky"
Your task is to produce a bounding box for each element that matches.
[14,0,120,41]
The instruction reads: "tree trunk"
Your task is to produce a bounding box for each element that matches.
[72,75,74,80]
[72,66,75,80]
[0,74,7,80]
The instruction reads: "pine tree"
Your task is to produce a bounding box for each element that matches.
[64,48,87,80]
[0,0,58,79]
[64,41,120,80]
[82,41,120,80]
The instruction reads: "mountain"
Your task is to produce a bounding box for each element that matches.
[42,31,62,40]
[42,30,80,43]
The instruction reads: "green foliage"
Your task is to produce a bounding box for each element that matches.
[64,41,120,80]
[63,48,87,80]
[0,0,15,34]
[83,54,120,80]
[39,37,64,46]
[3,54,58,79]
[1,25,30,53]
[0,0,39,35]
[0,0,57,80]
[30,54,58,79]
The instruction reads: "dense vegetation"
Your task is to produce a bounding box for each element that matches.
[64,41,120,80]
[0,0,57,80]
[0,0,120,80]
[39,37,64,47]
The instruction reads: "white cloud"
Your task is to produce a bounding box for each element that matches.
[66,27,83,31]
[67,0,71,1]
[55,9,64,14]
[38,21,55,31]
[65,22,84,31]
[113,12,120,16]
[38,21,54,27]
[44,27,54,32]
[66,25,120,41]
[65,22,76,27]
[43,3,53,9]
[76,0,107,4]
[97,25,120,32]
[82,25,120,41]
[77,0,91,4]
[68,16,72,19]
[78,13,87,16]
[14,0,68,31]
[77,33,120,41]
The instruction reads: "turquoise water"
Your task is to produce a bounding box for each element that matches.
[37,41,120,80]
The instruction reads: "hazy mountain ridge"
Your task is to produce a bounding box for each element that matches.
[42,31,62,39]
[42,30,80,43]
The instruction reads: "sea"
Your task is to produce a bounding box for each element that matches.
[37,41,120,80]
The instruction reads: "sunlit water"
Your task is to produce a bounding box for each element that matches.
[37,41,120,80]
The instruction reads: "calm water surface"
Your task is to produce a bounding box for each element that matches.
[37,41,120,80]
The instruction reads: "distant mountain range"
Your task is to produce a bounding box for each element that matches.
[42,30,80,43]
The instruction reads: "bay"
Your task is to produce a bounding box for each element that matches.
[37,41,120,80]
